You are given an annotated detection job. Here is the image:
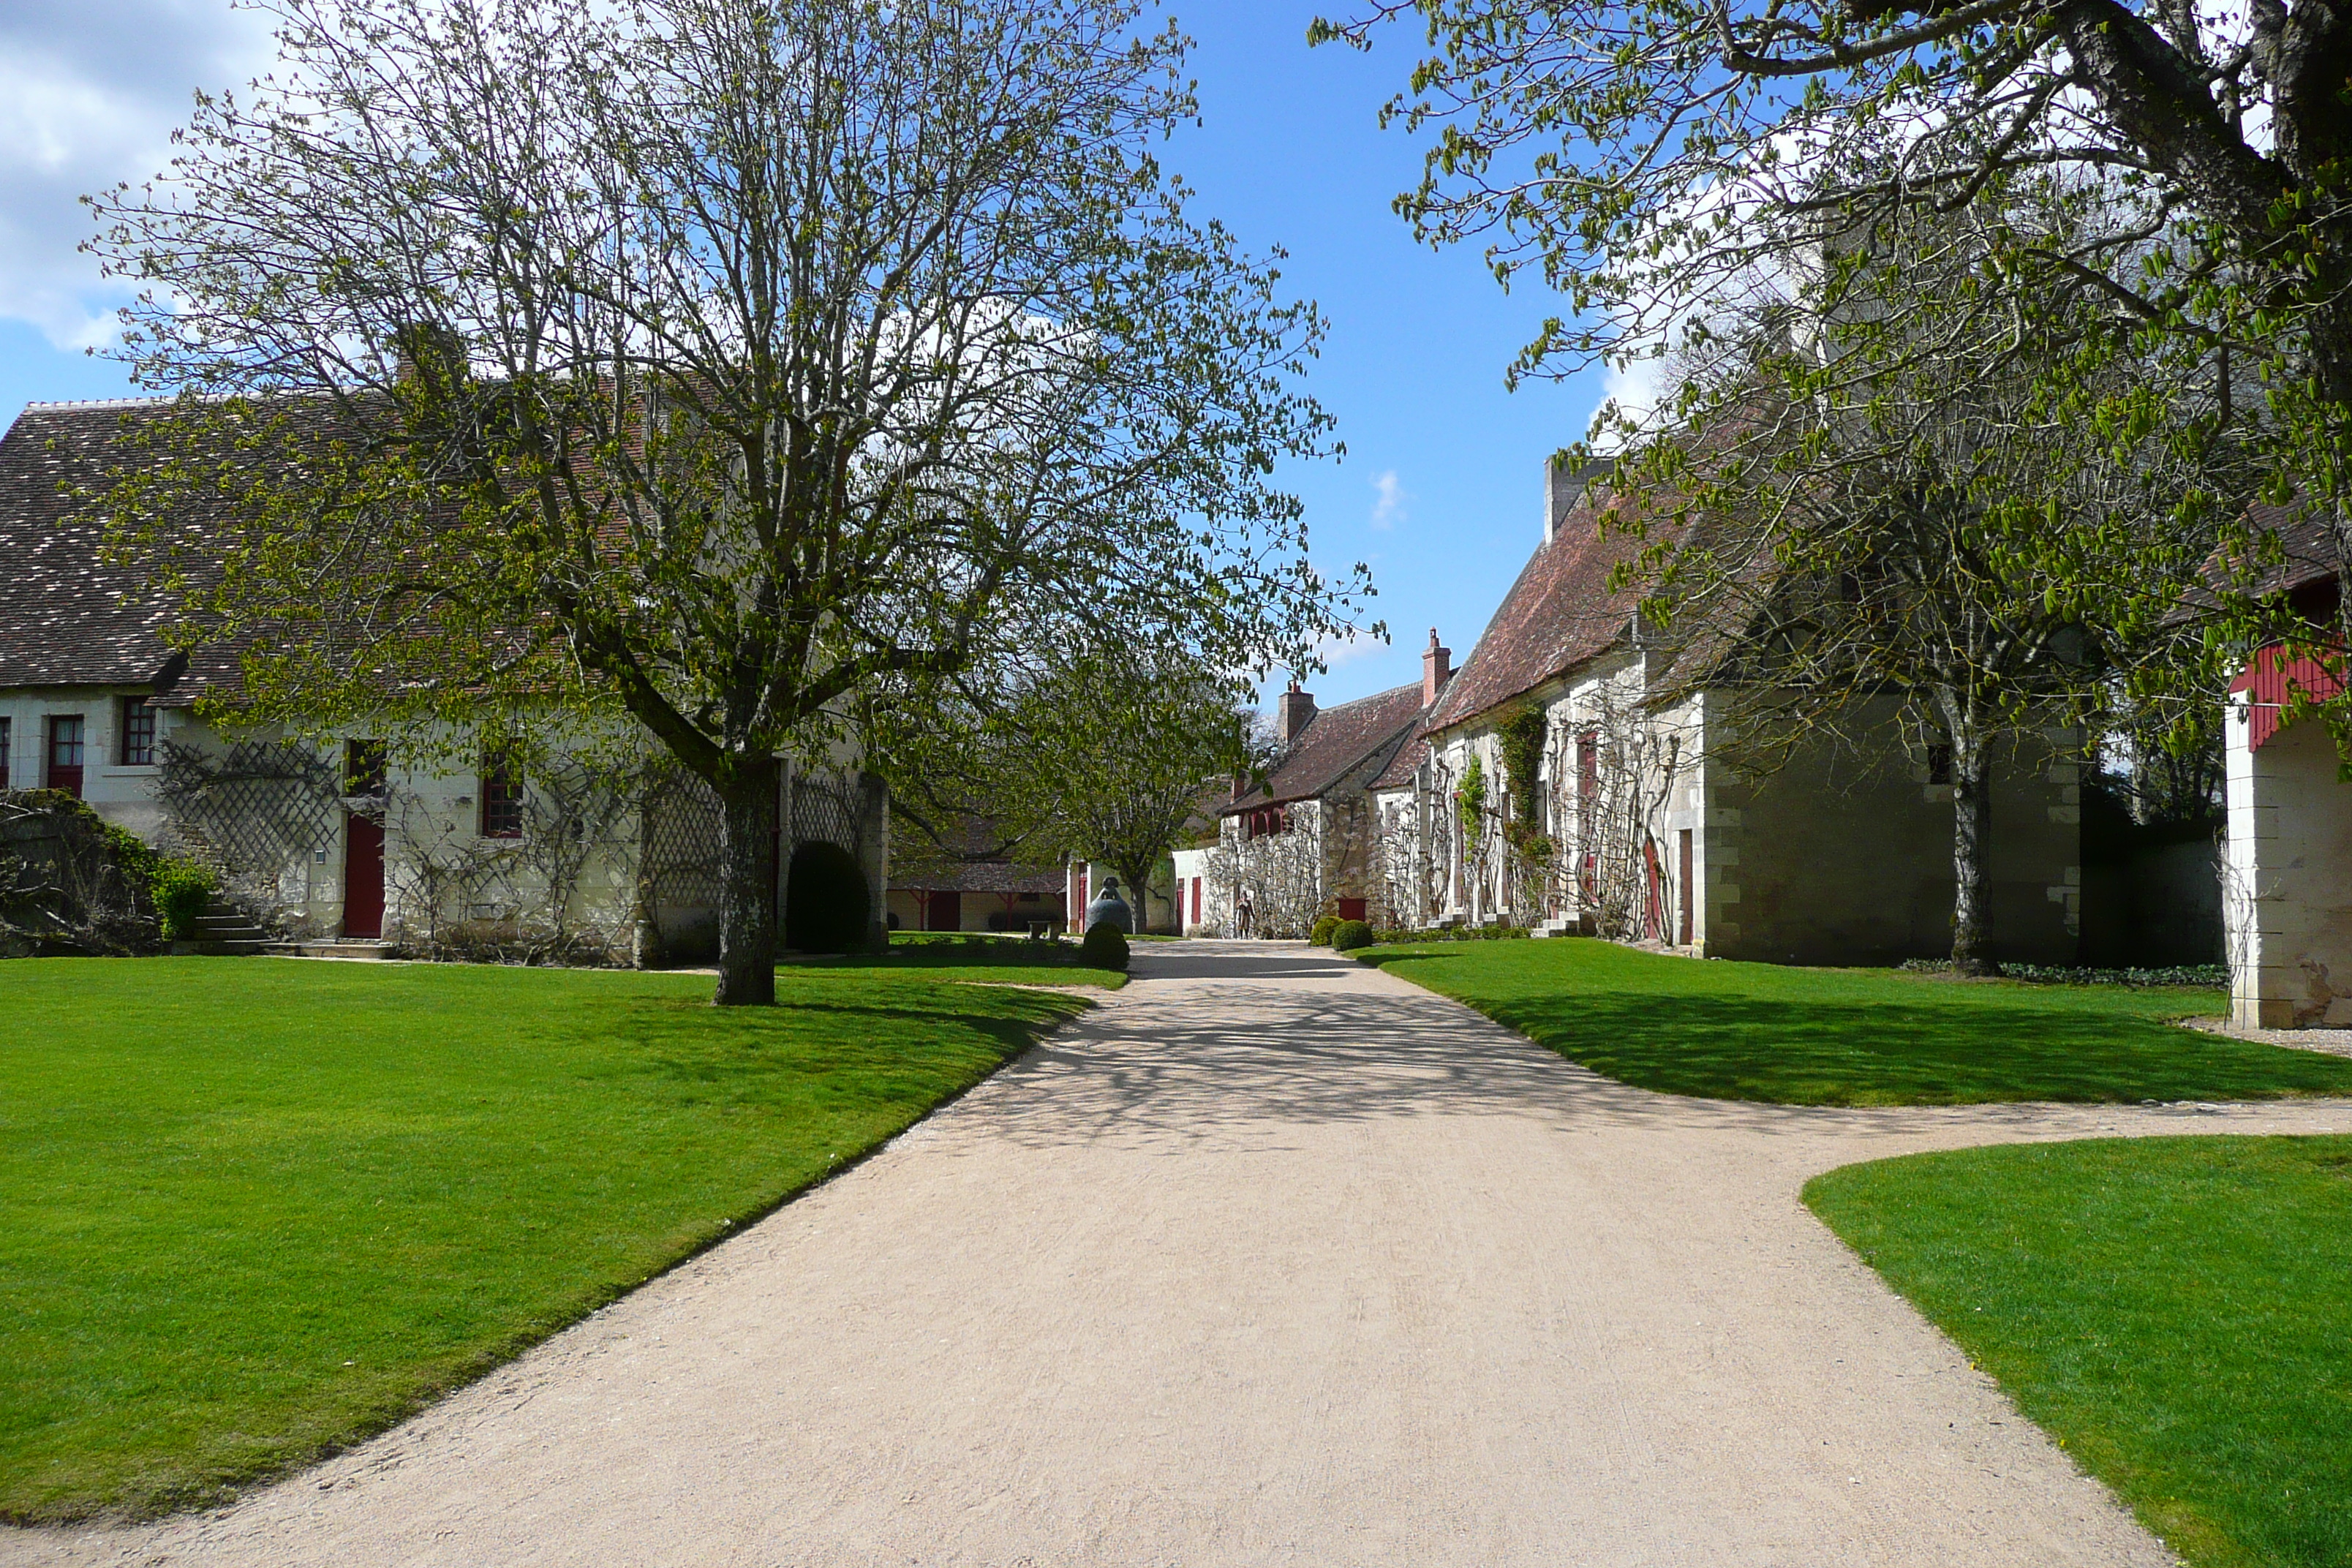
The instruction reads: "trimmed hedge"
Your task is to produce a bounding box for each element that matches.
[1330,918,1375,951]
[1081,920,1130,970]
[152,863,216,941]
[1374,924,1531,944]
[1310,914,1340,946]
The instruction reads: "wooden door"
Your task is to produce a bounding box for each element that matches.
[929,889,962,932]
[344,812,385,938]
[45,715,84,797]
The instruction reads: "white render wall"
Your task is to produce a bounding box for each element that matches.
[2225,693,2352,1027]
[0,685,183,842]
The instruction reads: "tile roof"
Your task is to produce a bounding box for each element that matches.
[1223,679,1426,814]
[1423,489,1695,734]
[2239,500,2340,598]
[1368,725,1429,793]
[0,399,197,692]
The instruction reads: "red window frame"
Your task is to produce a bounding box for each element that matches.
[479,749,524,839]
[118,696,155,766]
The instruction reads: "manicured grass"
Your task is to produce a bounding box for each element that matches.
[1807,1137,2352,1568]
[0,957,1085,1523]
[1357,937,2352,1105]
[794,930,1126,988]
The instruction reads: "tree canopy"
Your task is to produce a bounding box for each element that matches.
[90,0,1370,1000]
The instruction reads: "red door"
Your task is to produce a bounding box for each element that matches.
[45,715,84,797]
[344,812,385,938]
[929,889,962,932]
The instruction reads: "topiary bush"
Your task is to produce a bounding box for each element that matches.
[1080,920,1130,970]
[152,862,216,941]
[1310,914,1340,946]
[785,841,870,954]
[1330,918,1374,951]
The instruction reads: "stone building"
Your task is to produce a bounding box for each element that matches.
[0,397,886,963]
[1371,453,2087,965]
[2223,508,2352,1026]
[1172,644,1451,938]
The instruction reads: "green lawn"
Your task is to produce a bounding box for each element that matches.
[793,930,1126,987]
[1357,938,2352,1104]
[1808,1137,2352,1568]
[0,957,1086,1523]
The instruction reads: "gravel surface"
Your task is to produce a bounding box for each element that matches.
[16,939,2348,1567]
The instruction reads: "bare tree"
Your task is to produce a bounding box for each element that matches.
[91,0,1366,1003]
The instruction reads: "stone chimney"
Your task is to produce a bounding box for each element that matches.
[1422,628,1452,707]
[1545,451,1615,543]
[1276,679,1318,745]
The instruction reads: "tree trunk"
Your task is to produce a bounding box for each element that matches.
[1112,855,1158,934]
[1948,727,1994,977]
[714,758,780,1006]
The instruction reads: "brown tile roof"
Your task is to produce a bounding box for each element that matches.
[1368,725,1429,792]
[1223,679,1426,814]
[2237,500,2340,598]
[0,400,206,692]
[1424,489,1695,733]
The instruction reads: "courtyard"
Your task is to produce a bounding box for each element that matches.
[7,941,2351,1566]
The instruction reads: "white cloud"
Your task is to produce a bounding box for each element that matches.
[1368,468,1405,531]
[1313,630,1387,669]
[0,1,275,350]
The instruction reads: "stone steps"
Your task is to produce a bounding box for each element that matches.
[171,896,271,955]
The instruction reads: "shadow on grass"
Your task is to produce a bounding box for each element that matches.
[797,935,1086,970]
[1474,991,2352,1106]
[1348,942,2352,1106]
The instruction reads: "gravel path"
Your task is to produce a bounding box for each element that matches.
[15,940,2349,1567]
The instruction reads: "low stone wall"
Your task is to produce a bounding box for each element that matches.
[0,791,159,957]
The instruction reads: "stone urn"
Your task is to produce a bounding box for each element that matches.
[1085,876,1134,935]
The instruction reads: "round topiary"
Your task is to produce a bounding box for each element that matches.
[1080,919,1130,970]
[1330,918,1375,952]
[1310,914,1341,947]
[785,841,870,954]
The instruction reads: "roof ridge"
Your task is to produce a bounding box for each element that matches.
[20,395,172,412]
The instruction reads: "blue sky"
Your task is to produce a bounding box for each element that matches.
[0,0,1615,709]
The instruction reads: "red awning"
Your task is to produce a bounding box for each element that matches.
[2230,644,2347,750]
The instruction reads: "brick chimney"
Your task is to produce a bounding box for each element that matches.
[1276,679,1318,745]
[1422,628,1452,707]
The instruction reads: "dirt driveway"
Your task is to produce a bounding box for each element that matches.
[16,940,2347,1567]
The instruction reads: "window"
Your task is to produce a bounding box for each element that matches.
[46,715,85,796]
[118,697,155,766]
[1928,744,1953,785]
[0,717,10,791]
[479,749,524,839]
[344,739,387,796]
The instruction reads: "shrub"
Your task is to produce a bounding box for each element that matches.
[1373,924,1531,944]
[152,862,217,941]
[1330,918,1374,951]
[1310,914,1340,946]
[785,842,870,954]
[1080,920,1130,970]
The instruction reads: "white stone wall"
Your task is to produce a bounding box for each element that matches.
[2225,693,2352,1026]
[0,685,182,841]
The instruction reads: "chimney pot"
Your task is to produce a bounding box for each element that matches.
[1422,628,1453,707]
